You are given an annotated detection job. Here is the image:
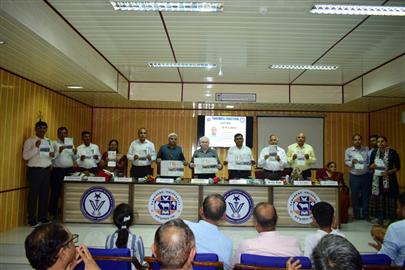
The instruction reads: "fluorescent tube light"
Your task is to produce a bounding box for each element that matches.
[310,4,405,16]
[269,64,338,71]
[148,62,216,69]
[111,1,224,12]
[225,105,234,109]
[66,85,83,89]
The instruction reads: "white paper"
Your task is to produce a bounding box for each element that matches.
[228,153,251,171]
[320,180,338,186]
[229,179,248,185]
[191,179,210,184]
[160,160,184,177]
[114,177,133,182]
[265,179,284,186]
[156,178,175,184]
[64,137,74,150]
[108,151,116,160]
[64,176,82,181]
[374,169,385,176]
[374,158,386,176]
[268,145,278,161]
[39,139,51,159]
[136,147,150,166]
[293,180,312,186]
[87,176,105,182]
[107,161,117,167]
[352,153,365,169]
[295,150,306,166]
[194,157,218,174]
[85,149,94,159]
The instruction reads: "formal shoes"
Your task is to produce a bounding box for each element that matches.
[29,221,39,228]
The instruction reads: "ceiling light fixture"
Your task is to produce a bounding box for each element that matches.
[0,41,5,45]
[148,62,216,69]
[269,64,338,71]
[225,105,234,109]
[310,4,405,16]
[111,1,224,12]
[66,85,83,89]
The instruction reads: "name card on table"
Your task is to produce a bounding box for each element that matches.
[320,180,338,186]
[293,180,312,186]
[156,178,175,184]
[229,179,248,185]
[114,177,133,183]
[191,179,210,184]
[87,176,106,182]
[265,179,285,186]
[64,176,82,181]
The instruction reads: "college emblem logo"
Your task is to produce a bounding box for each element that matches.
[80,186,114,222]
[148,188,183,223]
[287,189,320,224]
[223,189,254,224]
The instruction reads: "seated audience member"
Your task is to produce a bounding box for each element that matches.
[369,192,405,266]
[189,136,222,179]
[304,201,345,257]
[152,219,196,270]
[224,133,255,179]
[76,131,101,175]
[184,194,233,269]
[25,222,100,270]
[311,234,362,270]
[105,203,144,264]
[99,139,128,178]
[316,162,349,223]
[232,202,301,267]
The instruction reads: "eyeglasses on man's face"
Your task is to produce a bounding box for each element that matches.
[61,233,79,248]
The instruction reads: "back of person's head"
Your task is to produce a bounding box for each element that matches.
[153,218,195,270]
[312,234,362,270]
[253,202,278,231]
[113,203,134,248]
[202,194,226,222]
[25,223,70,269]
[312,202,334,228]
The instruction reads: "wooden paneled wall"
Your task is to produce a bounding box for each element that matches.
[370,104,405,190]
[92,109,369,179]
[0,69,92,233]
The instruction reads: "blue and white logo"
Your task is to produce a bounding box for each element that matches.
[223,189,254,224]
[80,186,114,222]
[148,188,183,223]
[287,189,320,224]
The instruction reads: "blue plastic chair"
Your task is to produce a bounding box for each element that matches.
[147,253,221,270]
[241,254,312,269]
[75,248,132,270]
[361,254,391,265]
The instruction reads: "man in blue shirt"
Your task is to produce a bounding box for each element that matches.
[184,194,233,269]
[370,192,405,266]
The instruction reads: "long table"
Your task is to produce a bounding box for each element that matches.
[63,180,339,227]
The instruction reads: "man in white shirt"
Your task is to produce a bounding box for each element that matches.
[184,194,233,269]
[127,128,156,178]
[76,131,100,174]
[49,127,77,217]
[23,121,55,227]
[344,134,370,220]
[258,134,287,180]
[232,202,301,268]
[224,134,255,179]
[304,201,345,257]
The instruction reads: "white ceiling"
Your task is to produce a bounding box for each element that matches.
[1,0,404,111]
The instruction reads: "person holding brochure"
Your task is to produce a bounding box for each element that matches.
[127,128,156,178]
[157,133,188,177]
[344,134,370,220]
[76,131,101,175]
[23,120,55,227]
[224,133,255,179]
[189,136,222,179]
[99,139,127,178]
[287,132,316,180]
[49,127,77,218]
[258,134,287,180]
[369,136,400,225]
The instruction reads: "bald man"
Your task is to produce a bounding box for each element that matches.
[287,132,316,179]
[231,202,300,267]
[152,219,196,270]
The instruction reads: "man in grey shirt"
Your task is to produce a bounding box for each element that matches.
[189,136,222,179]
[344,134,370,220]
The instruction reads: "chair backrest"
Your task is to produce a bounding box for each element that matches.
[75,248,135,270]
[234,264,311,270]
[241,254,312,269]
[361,254,392,265]
[144,254,223,270]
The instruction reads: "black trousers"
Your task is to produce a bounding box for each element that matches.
[263,170,283,180]
[302,169,312,180]
[49,167,73,216]
[194,173,216,179]
[228,170,251,179]
[27,167,51,223]
[130,165,153,178]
